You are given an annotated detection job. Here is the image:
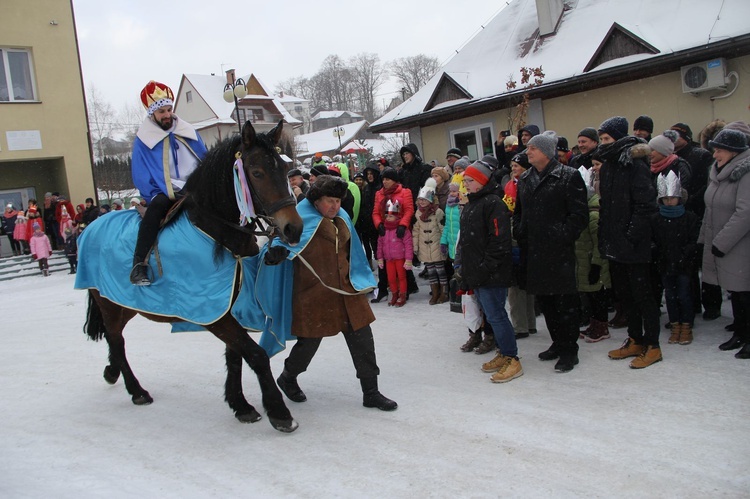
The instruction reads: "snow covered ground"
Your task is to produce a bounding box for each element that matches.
[1,270,748,498]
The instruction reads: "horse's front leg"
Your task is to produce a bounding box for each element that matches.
[210,319,297,433]
[224,346,262,423]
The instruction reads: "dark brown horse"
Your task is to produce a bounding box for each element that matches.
[82,121,302,432]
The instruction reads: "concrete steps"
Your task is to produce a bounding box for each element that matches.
[0,252,72,282]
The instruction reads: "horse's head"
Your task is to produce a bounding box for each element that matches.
[240,120,303,245]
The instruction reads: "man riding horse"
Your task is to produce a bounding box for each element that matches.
[130,80,208,285]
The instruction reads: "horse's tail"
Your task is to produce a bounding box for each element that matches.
[83,290,107,342]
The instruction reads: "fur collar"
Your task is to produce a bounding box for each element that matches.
[136,115,198,149]
[729,152,750,183]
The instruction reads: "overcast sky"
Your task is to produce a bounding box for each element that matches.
[72,0,507,112]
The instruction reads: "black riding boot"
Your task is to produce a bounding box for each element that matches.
[361,377,397,411]
[129,258,151,286]
[277,370,306,402]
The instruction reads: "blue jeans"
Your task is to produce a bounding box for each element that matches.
[662,273,694,324]
[475,286,517,358]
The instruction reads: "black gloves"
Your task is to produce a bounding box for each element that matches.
[396,225,406,239]
[711,245,725,258]
[378,223,385,237]
[264,246,290,265]
[588,264,601,285]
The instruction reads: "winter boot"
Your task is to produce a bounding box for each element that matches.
[490,356,523,383]
[129,259,151,286]
[43,269,49,277]
[361,377,397,411]
[678,323,693,345]
[584,319,611,343]
[436,284,450,304]
[608,337,647,360]
[538,344,560,361]
[460,330,483,352]
[629,345,663,369]
[668,323,681,344]
[277,370,306,403]
[719,334,743,351]
[481,352,507,372]
[735,343,750,359]
[388,291,399,307]
[429,283,441,305]
[474,332,495,355]
[554,353,579,373]
[394,293,407,308]
[608,303,628,329]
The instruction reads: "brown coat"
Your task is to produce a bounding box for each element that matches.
[291,217,375,338]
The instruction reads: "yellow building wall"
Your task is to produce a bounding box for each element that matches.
[0,0,95,204]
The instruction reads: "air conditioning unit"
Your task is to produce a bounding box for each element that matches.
[681,58,728,93]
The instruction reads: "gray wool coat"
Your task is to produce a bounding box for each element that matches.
[700,148,750,292]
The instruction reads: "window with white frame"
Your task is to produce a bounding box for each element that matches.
[0,48,37,102]
[450,123,495,161]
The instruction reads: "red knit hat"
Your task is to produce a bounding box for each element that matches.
[463,161,492,186]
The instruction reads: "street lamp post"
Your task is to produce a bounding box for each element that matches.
[332,126,345,153]
[223,73,247,135]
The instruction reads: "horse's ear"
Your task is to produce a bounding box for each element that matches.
[269,120,285,145]
[242,120,257,149]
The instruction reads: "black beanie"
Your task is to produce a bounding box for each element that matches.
[670,123,693,142]
[446,148,462,160]
[511,153,531,170]
[633,115,654,134]
[310,165,329,178]
[381,167,399,182]
[598,116,629,141]
[578,127,599,143]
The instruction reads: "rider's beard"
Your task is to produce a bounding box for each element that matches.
[156,115,173,131]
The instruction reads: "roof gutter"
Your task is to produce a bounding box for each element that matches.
[369,34,750,133]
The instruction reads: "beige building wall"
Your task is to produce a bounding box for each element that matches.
[0,0,94,207]
[419,54,749,165]
[544,54,750,143]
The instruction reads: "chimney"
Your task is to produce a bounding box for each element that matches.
[535,0,564,37]
[225,69,236,85]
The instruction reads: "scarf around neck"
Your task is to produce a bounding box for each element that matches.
[651,154,678,174]
[659,204,685,218]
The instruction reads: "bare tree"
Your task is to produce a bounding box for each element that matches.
[86,85,117,160]
[389,54,441,97]
[118,100,145,143]
[349,52,386,122]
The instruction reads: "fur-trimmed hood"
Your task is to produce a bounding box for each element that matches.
[727,149,750,183]
[598,136,649,167]
[699,120,726,150]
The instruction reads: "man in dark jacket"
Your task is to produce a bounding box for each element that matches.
[513,130,589,373]
[670,122,719,320]
[597,116,661,368]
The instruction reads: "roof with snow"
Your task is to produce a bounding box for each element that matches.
[371,0,750,130]
[313,110,364,120]
[181,73,301,125]
[277,93,309,103]
[294,120,369,158]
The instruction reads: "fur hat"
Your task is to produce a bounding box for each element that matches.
[527,130,558,159]
[310,165,329,178]
[453,156,471,171]
[709,129,749,153]
[431,167,450,183]
[446,148,462,160]
[386,199,401,215]
[599,116,629,141]
[649,130,679,157]
[511,152,531,170]
[140,80,174,116]
[670,123,693,142]
[381,167,399,182]
[578,127,599,143]
[464,160,492,186]
[417,178,437,203]
[634,115,654,134]
[306,175,349,203]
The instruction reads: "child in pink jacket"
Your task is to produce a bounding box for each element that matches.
[29,222,53,276]
[376,200,413,307]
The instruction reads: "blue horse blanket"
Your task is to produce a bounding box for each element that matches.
[75,210,267,344]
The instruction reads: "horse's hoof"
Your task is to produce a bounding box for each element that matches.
[103,366,120,385]
[269,417,298,433]
[236,409,262,423]
[132,393,153,405]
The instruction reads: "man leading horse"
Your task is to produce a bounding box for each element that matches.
[130,80,208,285]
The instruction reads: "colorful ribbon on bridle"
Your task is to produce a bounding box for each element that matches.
[232,152,256,226]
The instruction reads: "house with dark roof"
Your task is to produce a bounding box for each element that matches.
[173,70,302,148]
[370,0,750,162]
